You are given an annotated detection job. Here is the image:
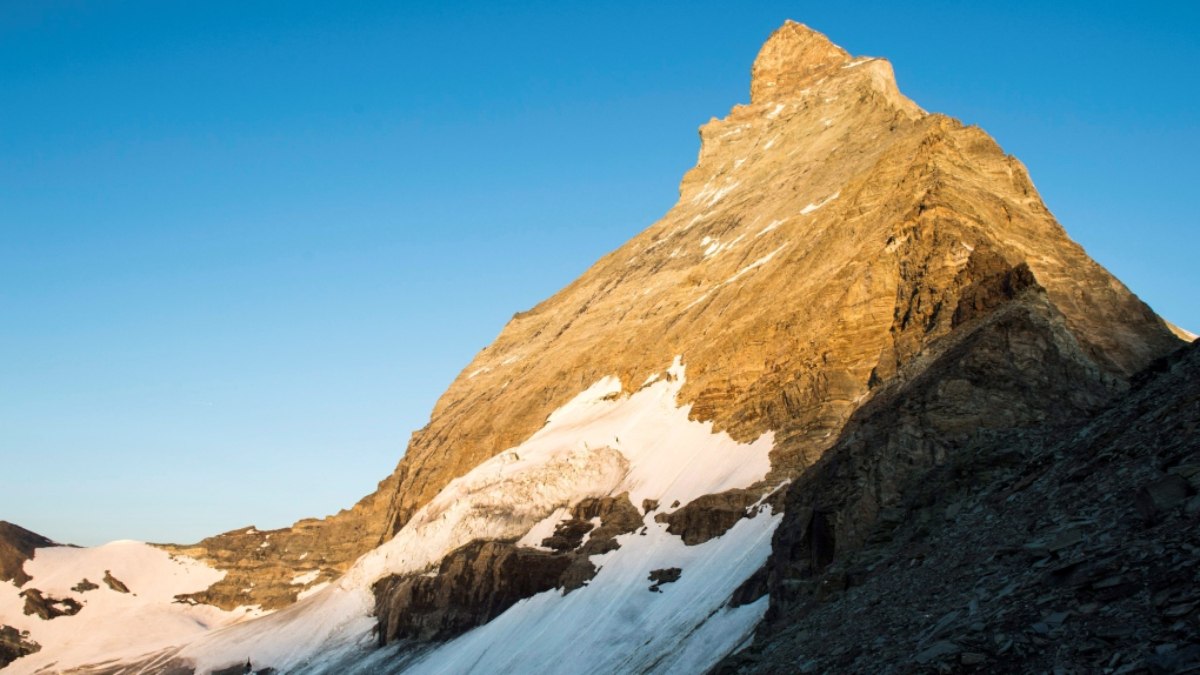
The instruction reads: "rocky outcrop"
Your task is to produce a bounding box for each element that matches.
[750,20,851,104]
[0,521,54,587]
[372,493,643,646]
[648,567,682,592]
[0,625,40,669]
[373,541,573,644]
[162,524,339,611]
[19,588,82,620]
[655,489,762,545]
[103,569,130,593]
[72,578,99,593]
[718,338,1200,673]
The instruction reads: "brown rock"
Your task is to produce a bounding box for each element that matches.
[373,540,572,644]
[0,624,41,669]
[655,489,761,545]
[19,588,81,620]
[0,521,54,587]
[103,569,130,593]
[750,21,850,104]
[72,578,99,592]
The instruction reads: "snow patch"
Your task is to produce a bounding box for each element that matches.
[0,541,255,674]
[291,570,320,586]
[701,234,745,259]
[727,244,789,285]
[516,508,572,551]
[296,582,330,602]
[756,218,786,238]
[801,191,840,215]
[577,517,602,549]
[692,179,741,207]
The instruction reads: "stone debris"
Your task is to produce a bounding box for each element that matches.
[718,342,1200,673]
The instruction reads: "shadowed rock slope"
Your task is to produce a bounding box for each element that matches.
[717,336,1200,673]
[164,20,1182,616]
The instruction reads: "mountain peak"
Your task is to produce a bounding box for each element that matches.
[750,20,852,103]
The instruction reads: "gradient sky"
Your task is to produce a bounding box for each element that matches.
[2,1,1197,546]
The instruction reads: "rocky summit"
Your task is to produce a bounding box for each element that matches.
[1,21,1194,675]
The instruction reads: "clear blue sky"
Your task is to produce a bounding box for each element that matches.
[2,2,1196,546]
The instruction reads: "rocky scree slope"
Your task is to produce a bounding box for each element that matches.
[718,337,1200,673]
[165,20,1181,616]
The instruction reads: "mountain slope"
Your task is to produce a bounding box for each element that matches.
[166,20,1180,616]
[1,21,1186,674]
[719,338,1200,673]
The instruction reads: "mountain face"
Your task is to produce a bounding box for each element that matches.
[1,21,1191,674]
[160,19,1178,615]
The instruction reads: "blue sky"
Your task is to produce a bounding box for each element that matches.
[2,1,1196,546]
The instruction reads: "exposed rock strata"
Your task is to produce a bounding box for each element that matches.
[163,524,339,611]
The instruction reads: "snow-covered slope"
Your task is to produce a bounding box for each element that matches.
[75,357,779,673]
[0,541,262,673]
[397,511,779,675]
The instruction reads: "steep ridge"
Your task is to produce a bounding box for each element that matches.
[2,20,1187,674]
[166,20,1179,614]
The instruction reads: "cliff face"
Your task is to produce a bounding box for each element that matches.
[171,21,1180,612]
